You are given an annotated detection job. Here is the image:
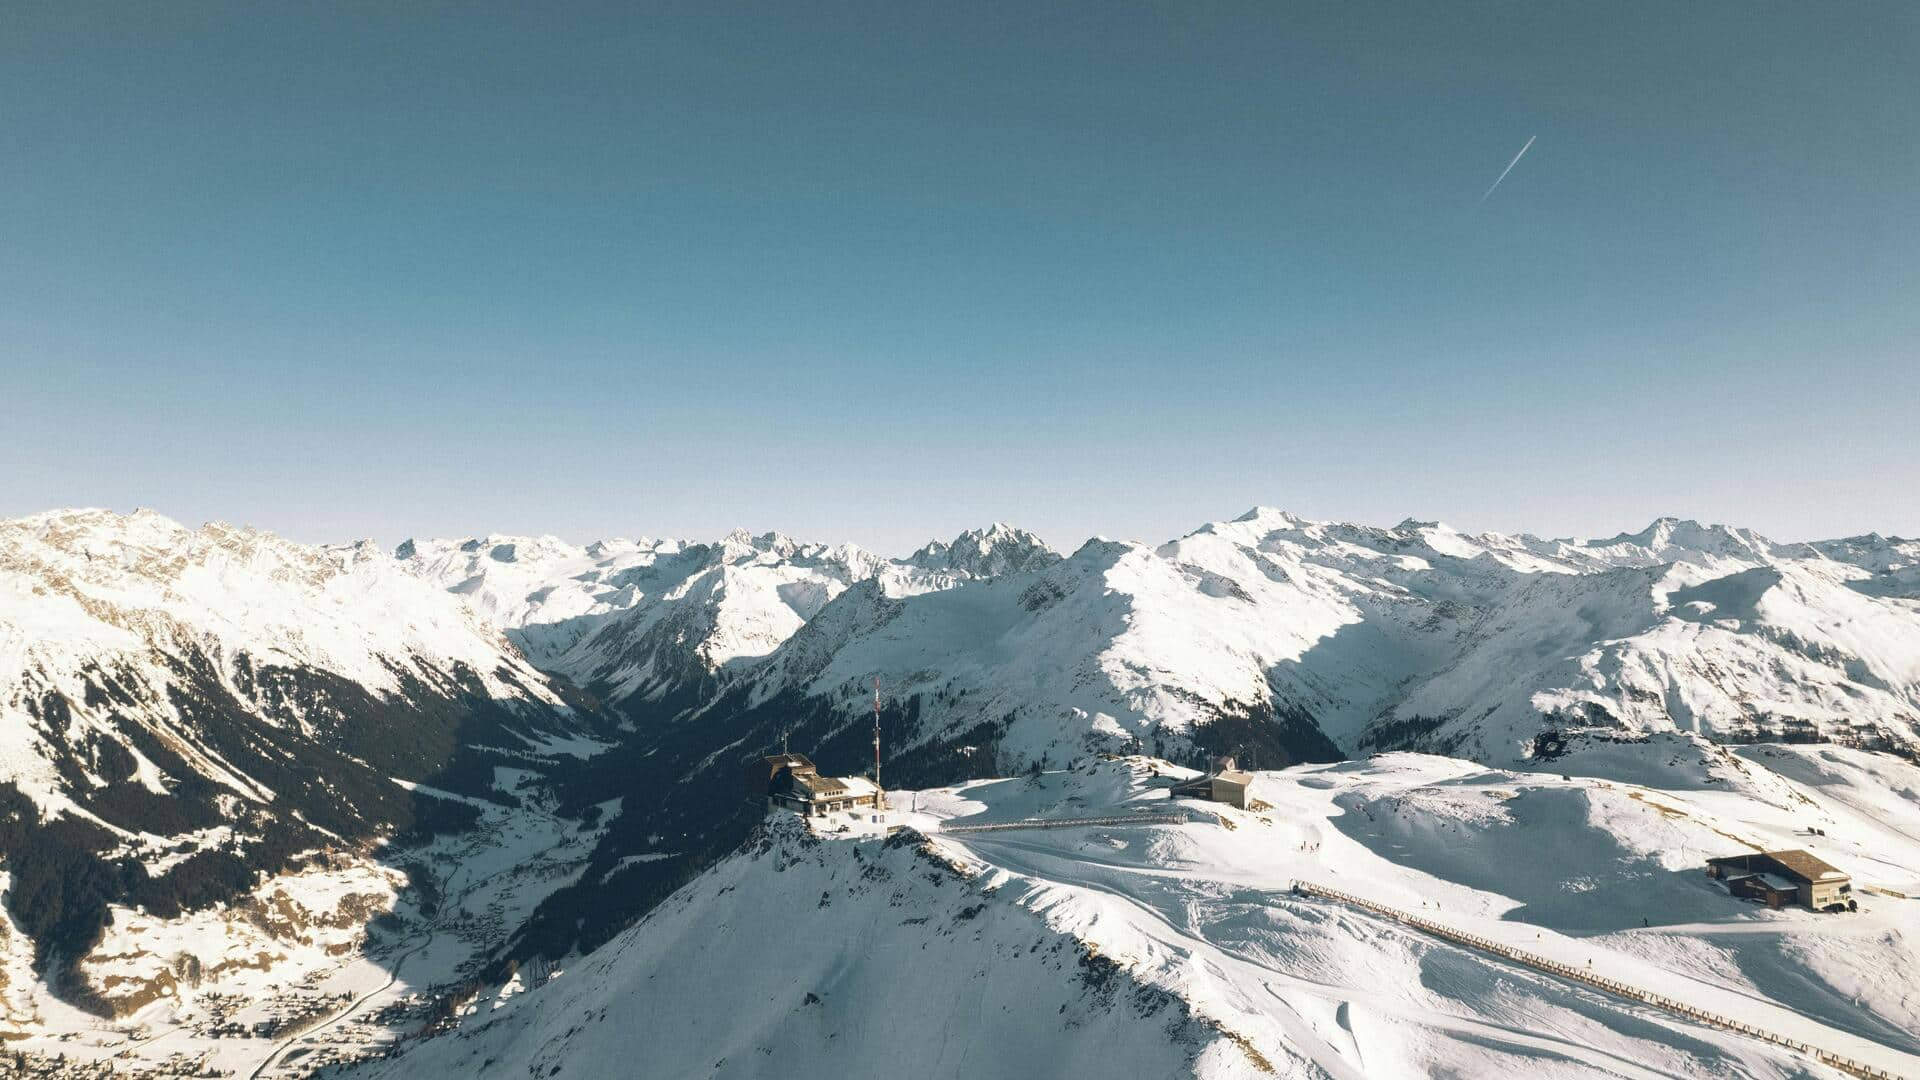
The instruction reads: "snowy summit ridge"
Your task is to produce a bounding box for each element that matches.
[383,506,1920,792]
[12,505,1919,784]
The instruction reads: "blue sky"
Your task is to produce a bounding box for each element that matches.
[4,3,1916,553]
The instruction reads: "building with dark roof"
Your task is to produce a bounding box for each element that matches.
[746,753,818,797]
[1707,850,1854,911]
[747,753,882,818]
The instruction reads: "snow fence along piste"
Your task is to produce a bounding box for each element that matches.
[937,812,1190,835]
[1293,881,1904,1080]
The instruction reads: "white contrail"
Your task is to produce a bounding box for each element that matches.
[1478,135,1537,204]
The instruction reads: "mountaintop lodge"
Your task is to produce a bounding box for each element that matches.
[747,752,882,818]
[1171,756,1255,809]
[1706,850,1854,911]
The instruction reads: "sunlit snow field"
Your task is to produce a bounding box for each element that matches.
[354,743,1920,1080]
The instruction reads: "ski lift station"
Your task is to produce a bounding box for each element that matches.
[1706,850,1855,912]
[1170,756,1254,809]
[747,753,882,818]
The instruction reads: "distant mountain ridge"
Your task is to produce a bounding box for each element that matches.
[357,507,1920,769]
[423,506,1907,775]
[394,522,1062,708]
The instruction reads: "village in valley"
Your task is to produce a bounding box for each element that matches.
[0,776,606,1080]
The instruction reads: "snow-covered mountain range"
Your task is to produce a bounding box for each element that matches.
[392,507,1920,776]
[392,522,1059,706]
[4,503,1918,1068]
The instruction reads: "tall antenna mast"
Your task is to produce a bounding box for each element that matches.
[872,676,886,809]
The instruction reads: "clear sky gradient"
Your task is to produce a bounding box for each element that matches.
[5,3,1916,554]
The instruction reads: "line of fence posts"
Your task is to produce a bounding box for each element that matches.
[939,812,1188,835]
[1291,881,1899,1080]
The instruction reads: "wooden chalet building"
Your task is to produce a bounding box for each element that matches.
[1706,850,1855,912]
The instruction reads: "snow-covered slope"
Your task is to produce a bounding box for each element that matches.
[0,506,589,812]
[356,815,1239,1080]
[0,508,605,1007]
[368,748,1920,1079]
[1383,557,1920,762]
[1811,532,1920,600]
[729,528,1379,774]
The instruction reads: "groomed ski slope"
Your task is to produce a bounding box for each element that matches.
[915,751,1920,1078]
[371,745,1920,1079]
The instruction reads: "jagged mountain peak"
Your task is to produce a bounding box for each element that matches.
[704,529,887,579]
[1231,505,1312,529]
[0,509,555,697]
[1391,517,1468,536]
[1610,515,1758,549]
[1813,531,1914,558]
[397,533,584,564]
[14,505,206,547]
[908,522,1060,578]
[710,527,814,560]
[584,536,651,559]
[3,508,369,597]
[1581,516,1782,567]
[1172,507,1319,550]
[1064,535,1148,566]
